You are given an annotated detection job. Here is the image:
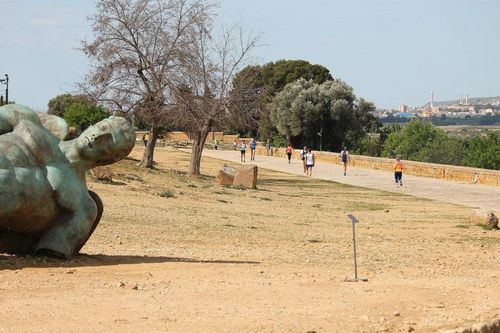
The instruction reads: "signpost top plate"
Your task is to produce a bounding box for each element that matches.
[347,214,359,223]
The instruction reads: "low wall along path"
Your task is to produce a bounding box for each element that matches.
[255,146,500,187]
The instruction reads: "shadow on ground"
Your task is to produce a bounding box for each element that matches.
[0,253,259,270]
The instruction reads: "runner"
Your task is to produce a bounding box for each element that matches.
[286,143,293,163]
[240,140,246,162]
[249,138,257,161]
[305,148,315,177]
[340,146,350,176]
[300,146,308,173]
[393,154,405,187]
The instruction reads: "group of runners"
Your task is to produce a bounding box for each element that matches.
[233,140,406,186]
[297,145,404,185]
[294,145,348,178]
[234,138,257,162]
[289,144,405,185]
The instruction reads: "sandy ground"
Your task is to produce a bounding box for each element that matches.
[0,146,499,333]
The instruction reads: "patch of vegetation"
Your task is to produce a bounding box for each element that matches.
[478,236,498,244]
[312,203,321,208]
[277,193,302,197]
[223,224,236,227]
[307,239,322,243]
[158,190,175,198]
[217,199,229,203]
[475,223,495,231]
[380,120,499,170]
[346,202,386,211]
[187,184,197,188]
[27,255,47,263]
[455,224,470,229]
[123,174,143,182]
[232,184,247,190]
[260,197,272,201]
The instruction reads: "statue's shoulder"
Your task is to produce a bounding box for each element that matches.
[37,113,69,141]
[0,104,41,135]
[13,120,65,164]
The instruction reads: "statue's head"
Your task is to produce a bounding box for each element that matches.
[79,116,135,166]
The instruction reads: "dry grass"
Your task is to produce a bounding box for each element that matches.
[1,146,498,333]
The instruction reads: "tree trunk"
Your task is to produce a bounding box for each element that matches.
[189,128,210,177]
[141,126,161,168]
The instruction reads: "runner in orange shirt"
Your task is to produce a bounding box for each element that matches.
[393,154,405,187]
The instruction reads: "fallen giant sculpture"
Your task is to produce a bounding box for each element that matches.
[0,104,135,258]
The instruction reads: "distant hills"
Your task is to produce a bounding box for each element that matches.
[421,96,500,108]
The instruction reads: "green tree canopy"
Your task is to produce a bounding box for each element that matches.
[270,78,379,151]
[381,121,467,165]
[259,60,333,96]
[47,93,109,131]
[47,94,93,118]
[229,60,333,139]
[63,103,109,131]
[463,132,499,170]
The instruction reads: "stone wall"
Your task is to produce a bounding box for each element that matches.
[222,134,239,143]
[254,146,500,187]
[133,132,499,187]
[165,131,190,141]
[136,131,231,142]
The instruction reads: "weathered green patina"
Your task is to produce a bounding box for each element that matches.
[0,104,135,258]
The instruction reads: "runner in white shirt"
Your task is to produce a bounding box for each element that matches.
[305,148,315,177]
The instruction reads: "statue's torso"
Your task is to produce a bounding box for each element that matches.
[0,120,87,233]
[0,120,66,168]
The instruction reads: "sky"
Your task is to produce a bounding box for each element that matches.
[0,0,499,111]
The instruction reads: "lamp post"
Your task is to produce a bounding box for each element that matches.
[0,74,9,105]
[316,127,323,151]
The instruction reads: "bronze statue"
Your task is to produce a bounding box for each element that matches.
[0,104,135,258]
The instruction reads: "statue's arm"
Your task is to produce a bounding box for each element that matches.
[36,192,97,259]
[35,167,97,258]
[0,104,41,135]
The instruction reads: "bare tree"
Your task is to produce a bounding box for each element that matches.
[80,0,214,168]
[172,22,259,176]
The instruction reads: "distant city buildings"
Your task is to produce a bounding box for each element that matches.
[376,95,500,120]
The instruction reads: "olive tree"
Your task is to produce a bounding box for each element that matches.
[270,78,378,151]
[230,60,333,139]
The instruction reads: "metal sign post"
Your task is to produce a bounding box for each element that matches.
[346,214,368,282]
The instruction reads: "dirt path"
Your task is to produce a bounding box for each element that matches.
[200,149,500,212]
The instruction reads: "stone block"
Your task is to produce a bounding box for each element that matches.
[216,164,235,186]
[233,164,258,189]
[470,209,499,229]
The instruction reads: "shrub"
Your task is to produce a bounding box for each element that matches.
[90,166,113,183]
[158,190,175,198]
